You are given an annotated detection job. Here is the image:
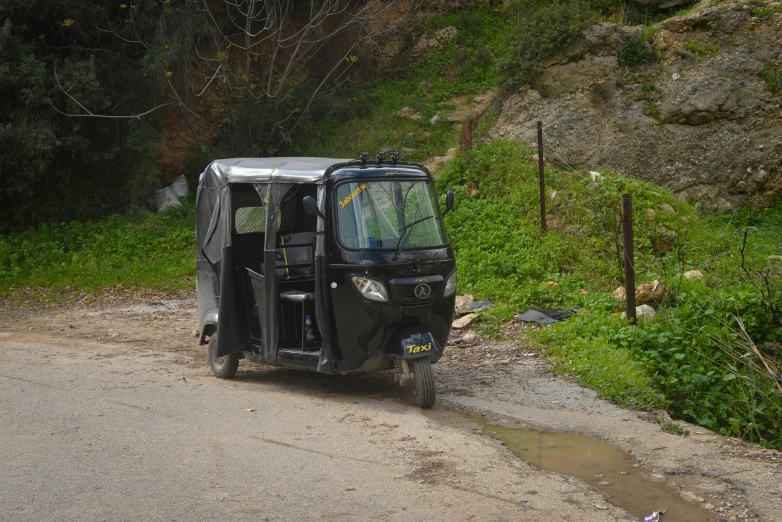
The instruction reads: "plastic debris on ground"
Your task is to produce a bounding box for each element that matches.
[153,175,190,213]
[643,510,665,522]
[456,299,494,315]
[451,295,494,329]
[515,308,577,324]
[452,313,479,329]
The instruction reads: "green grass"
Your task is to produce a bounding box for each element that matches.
[540,309,660,409]
[0,198,196,293]
[752,4,782,18]
[436,140,782,448]
[683,37,720,57]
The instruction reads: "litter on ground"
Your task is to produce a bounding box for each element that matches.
[516,308,577,324]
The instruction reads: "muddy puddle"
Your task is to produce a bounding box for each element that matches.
[466,414,714,521]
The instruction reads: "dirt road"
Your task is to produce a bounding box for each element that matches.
[0,297,780,521]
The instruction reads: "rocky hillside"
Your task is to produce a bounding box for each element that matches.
[492,0,782,211]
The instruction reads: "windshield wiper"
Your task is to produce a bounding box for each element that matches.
[391,215,434,261]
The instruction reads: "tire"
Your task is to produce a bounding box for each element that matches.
[410,357,436,409]
[208,333,240,379]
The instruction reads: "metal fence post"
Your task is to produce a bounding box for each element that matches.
[622,194,636,324]
[461,119,473,151]
[537,121,547,232]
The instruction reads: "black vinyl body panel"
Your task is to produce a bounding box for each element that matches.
[323,168,456,373]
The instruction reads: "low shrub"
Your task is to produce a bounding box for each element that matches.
[683,37,720,57]
[644,101,661,120]
[590,81,614,104]
[618,33,661,67]
[752,5,782,18]
[498,0,596,90]
[760,64,782,93]
[0,198,196,292]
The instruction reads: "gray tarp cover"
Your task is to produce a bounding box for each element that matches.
[195,158,350,365]
[516,308,577,324]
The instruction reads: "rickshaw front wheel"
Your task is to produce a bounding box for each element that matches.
[410,358,436,409]
[208,333,240,379]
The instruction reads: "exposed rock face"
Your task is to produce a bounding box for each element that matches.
[633,0,697,9]
[492,0,782,211]
[411,26,458,59]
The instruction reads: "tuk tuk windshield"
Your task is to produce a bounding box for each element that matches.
[335,180,447,250]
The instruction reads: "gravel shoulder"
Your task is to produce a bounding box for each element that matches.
[1,294,780,520]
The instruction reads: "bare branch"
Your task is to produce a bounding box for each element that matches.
[51,65,177,119]
[50,100,178,120]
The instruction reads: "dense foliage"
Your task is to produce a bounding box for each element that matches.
[0,5,167,226]
[0,0,383,228]
[618,33,660,67]
[498,0,597,91]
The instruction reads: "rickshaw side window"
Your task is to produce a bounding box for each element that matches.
[234,207,265,234]
[231,189,281,235]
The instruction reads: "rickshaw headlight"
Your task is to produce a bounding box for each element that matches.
[444,271,457,297]
[351,276,388,302]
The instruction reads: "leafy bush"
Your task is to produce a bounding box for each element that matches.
[539,283,782,448]
[498,0,596,90]
[0,6,198,228]
[618,33,660,67]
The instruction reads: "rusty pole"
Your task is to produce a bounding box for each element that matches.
[461,119,473,151]
[622,194,636,324]
[537,121,547,232]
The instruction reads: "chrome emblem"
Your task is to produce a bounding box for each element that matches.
[414,284,432,299]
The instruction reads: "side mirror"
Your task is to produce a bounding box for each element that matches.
[443,190,455,215]
[303,195,325,220]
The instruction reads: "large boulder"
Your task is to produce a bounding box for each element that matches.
[635,280,673,307]
[622,304,657,321]
[614,280,674,307]
[652,227,679,255]
[659,76,738,125]
[577,22,625,57]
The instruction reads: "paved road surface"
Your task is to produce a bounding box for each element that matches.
[0,332,626,521]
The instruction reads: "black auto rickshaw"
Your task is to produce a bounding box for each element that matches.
[195,154,456,407]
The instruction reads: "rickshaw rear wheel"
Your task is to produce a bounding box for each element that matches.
[410,358,436,409]
[208,333,240,379]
